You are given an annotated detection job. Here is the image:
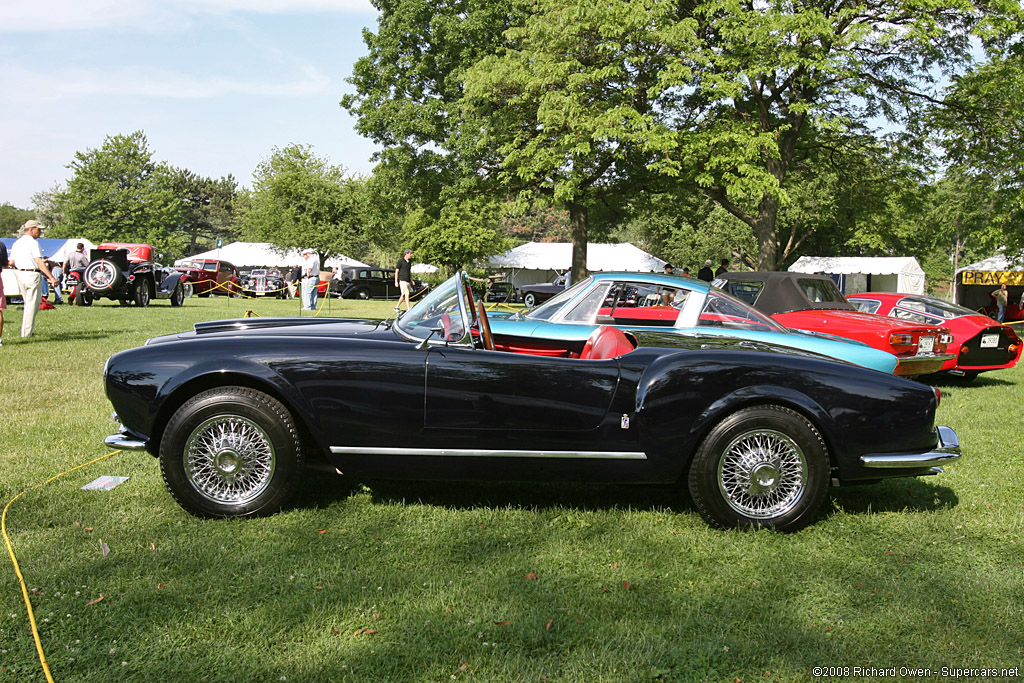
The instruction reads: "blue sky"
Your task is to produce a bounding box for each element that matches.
[0,0,381,208]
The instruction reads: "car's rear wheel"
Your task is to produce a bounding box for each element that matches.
[84,260,123,293]
[159,387,304,518]
[356,287,370,300]
[133,280,151,307]
[523,292,537,308]
[687,405,830,532]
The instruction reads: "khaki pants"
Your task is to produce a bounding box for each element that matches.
[15,270,42,337]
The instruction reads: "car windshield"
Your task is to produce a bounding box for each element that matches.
[698,290,787,332]
[394,273,472,345]
[896,296,977,320]
[525,278,593,321]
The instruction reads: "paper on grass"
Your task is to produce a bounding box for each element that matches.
[81,476,129,491]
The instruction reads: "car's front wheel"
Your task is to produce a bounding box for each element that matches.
[159,387,305,518]
[170,282,185,307]
[687,405,830,532]
[133,280,151,307]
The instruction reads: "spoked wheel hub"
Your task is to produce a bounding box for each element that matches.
[184,415,276,505]
[717,428,807,519]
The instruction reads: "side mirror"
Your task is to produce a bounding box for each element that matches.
[416,326,445,350]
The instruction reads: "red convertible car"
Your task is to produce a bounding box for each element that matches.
[715,272,955,376]
[848,292,1021,381]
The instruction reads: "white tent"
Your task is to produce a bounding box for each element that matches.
[176,242,369,271]
[788,256,926,295]
[486,242,667,289]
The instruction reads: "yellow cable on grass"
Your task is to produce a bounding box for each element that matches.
[3,449,123,683]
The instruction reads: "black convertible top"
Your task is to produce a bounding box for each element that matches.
[714,271,856,315]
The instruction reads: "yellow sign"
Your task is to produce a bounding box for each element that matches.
[960,270,1024,286]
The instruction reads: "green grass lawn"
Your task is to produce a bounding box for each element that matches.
[1,297,1022,682]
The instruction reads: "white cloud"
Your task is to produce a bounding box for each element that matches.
[0,0,375,33]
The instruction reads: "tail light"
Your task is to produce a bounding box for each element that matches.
[933,386,941,407]
[890,333,914,346]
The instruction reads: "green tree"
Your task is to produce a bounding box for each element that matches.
[240,144,365,265]
[171,170,241,256]
[0,203,35,237]
[930,50,1024,260]
[460,0,1023,271]
[53,131,184,252]
[403,196,509,271]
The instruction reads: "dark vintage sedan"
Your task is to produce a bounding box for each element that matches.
[332,267,429,300]
[104,273,960,532]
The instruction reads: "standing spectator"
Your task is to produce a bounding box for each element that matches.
[681,266,691,277]
[10,220,59,338]
[288,264,302,299]
[283,264,298,299]
[697,260,714,282]
[301,249,320,311]
[991,283,1009,323]
[50,259,64,304]
[65,243,89,306]
[0,239,8,347]
[715,258,730,276]
[394,248,413,313]
[663,263,674,276]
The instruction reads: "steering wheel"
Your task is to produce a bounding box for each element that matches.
[476,300,494,351]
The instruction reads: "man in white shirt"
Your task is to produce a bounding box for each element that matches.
[10,220,59,337]
[301,248,321,311]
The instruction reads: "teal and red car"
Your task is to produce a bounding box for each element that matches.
[848,292,1021,381]
[487,271,900,374]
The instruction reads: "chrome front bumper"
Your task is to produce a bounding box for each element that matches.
[105,415,148,451]
[860,425,961,469]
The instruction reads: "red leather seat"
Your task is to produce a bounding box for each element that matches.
[579,326,636,360]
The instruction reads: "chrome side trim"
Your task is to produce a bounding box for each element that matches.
[860,425,961,469]
[330,446,647,460]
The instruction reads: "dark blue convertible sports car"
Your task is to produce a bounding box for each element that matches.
[104,273,960,531]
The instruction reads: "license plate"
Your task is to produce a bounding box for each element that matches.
[981,334,999,348]
[918,337,934,353]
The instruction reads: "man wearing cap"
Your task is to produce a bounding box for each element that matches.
[10,220,59,337]
[697,259,714,282]
[300,248,320,311]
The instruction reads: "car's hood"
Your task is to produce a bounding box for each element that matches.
[144,316,391,345]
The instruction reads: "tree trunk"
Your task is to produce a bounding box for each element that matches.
[569,201,588,283]
[751,195,781,270]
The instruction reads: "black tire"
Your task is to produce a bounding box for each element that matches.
[170,282,185,307]
[159,387,305,518]
[356,287,370,300]
[134,280,151,307]
[84,260,124,293]
[523,292,537,308]
[687,405,830,532]
[75,288,93,307]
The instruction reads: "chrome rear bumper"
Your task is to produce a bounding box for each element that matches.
[860,425,961,469]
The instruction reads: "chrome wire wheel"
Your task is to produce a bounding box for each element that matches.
[717,428,806,519]
[184,415,276,506]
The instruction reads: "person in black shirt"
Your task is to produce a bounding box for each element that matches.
[697,260,714,282]
[394,249,413,313]
[715,258,730,276]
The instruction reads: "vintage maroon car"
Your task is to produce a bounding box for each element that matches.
[174,258,241,297]
[715,271,955,376]
[848,292,1021,381]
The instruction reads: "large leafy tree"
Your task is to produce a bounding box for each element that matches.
[461,0,1024,271]
[52,131,184,253]
[930,50,1024,261]
[240,144,365,265]
[171,170,241,256]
